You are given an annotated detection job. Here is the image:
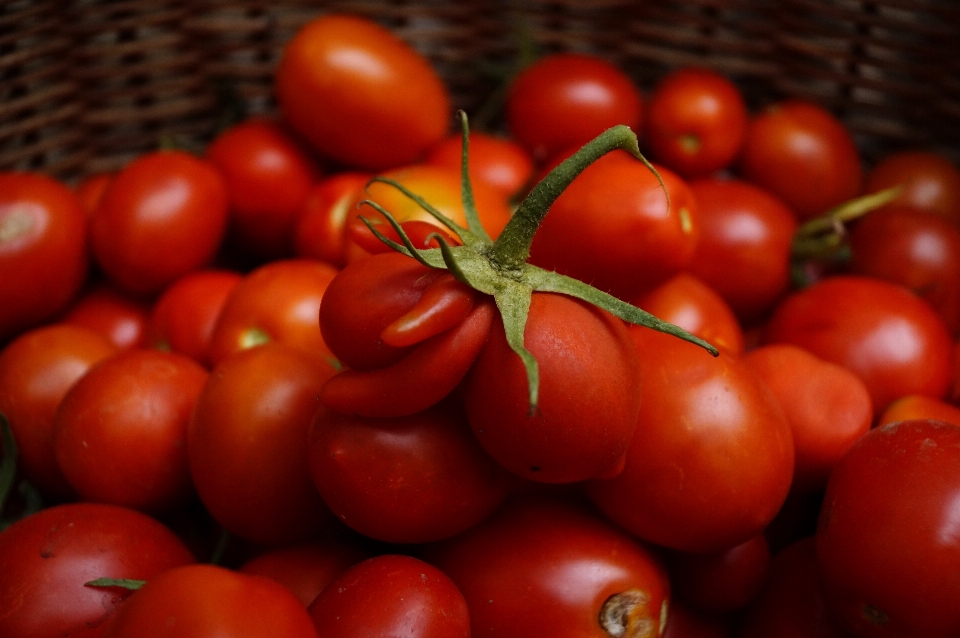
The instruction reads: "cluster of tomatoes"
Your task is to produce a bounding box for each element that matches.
[2,10,960,638]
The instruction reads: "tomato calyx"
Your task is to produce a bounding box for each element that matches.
[85,577,147,591]
[360,111,718,411]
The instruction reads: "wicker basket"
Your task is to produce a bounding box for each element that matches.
[2,0,958,181]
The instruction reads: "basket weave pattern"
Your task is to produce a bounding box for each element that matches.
[2,0,958,180]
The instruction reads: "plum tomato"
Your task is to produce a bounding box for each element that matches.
[53,348,208,513]
[0,324,117,498]
[876,393,960,428]
[424,130,535,200]
[90,150,229,296]
[73,172,113,217]
[587,328,794,553]
[0,502,195,638]
[62,283,151,350]
[293,171,372,267]
[738,99,862,221]
[275,13,450,171]
[816,419,960,637]
[863,150,960,226]
[0,171,88,341]
[644,66,748,179]
[307,554,469,638]
[423,496,669,638]
[763,275,953,413]
[506,52,643,161]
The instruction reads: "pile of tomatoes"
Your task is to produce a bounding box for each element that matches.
[2,11,960,638]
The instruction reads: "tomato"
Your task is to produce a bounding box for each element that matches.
[61,283,151,350]
[876,393,960,428]
[53,348,208,513]
[863,150,960,226]
[239,536,371,607]
[424,130,534,199]
[738,99,862,221]
[74,172,113,217]
[506,52,643,161]
[848,206,960,334]
[145,269,242,366]
[188,343,337,546]
[587,328,794,553]
[423,496,670,638]
[635,272,745,357]
[0,324,117,498]
[529,153,700,300]
[0,502,195,638]
[307,401,513,543]
[763,275,953,413]
[0,172,88,341]
[276,14,450,171]
[307,554,469,638]
[90,150,229,296]
[206,117,319,259]
[207,258,338,367]
[100,563,318,638]
[463,292,641,483]
[816,419,960,637]
[293,171,372,267]
[686,177,798,321]
[644,66,748,178]
[742,343,873,494]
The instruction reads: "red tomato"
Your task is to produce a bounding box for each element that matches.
[293,171,371,267]
[100,563,319,638]
[506,52,642,161]
[742,343,873,494]
[424,130,534,199]
[90,150,228,295]
[0,172,88,341]
[424,496,670,638]
[530,153,700,300]
[848,206,960,334]
[0,324,117,498]
[738,99,862,221]
[863,150,960,226]
[206,117,319,259]
[0,502,195,638]
[876,393,960,428]
[816,419,960,637]
[276,14,450,171]
[463,293,641,483]
[587,328,794,553]
[207,258,338,366]
[763,275,953,413]
[307,554,469,638]
[635,272,745,357]
[188,343,337,545]
[53,348,208,513]
[74,172,113,216]
[61,283,151,350]
[307,401,513,543]
[687,177,798,321]
[645,66,748,178]
[146,268,242,366]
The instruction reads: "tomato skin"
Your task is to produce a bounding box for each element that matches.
[587,328,794,553]
[530,153,700,300]
[816,419,960,637]
[423,496,669,638]
[307,401,513,544]
[293,171,372,267]
[424,130,535,199]
[645,66,748,179]
[742,344,873,494]
[687,177,798,321]
[276,14,450,171]
[90,150,229,296]
[763,275,953,413]
[863,150,960,226]
[307,554,470,638]
[507,53,643,161]
[53,348,208,513]
[100,564,319,638]
[74,172,113,216]
[0,324,117,498]
[188,343,337,546]
[738,100,862,221]
[463,293,641,483]
[876,393,960,428]
[0,172,88,341]
[62,283,151,350]
[0,502,195,638]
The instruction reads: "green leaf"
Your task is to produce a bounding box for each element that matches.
[85,578,146,591]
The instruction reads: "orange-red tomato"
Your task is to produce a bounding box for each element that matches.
[876,394,960,428]
[863,150,960,226]
[62,283,151,350]
[293,171,372,267]
[424,131,534,200]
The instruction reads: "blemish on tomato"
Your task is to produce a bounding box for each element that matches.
[678,207,692,235]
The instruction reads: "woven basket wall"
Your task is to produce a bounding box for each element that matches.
[2,0,958,181]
